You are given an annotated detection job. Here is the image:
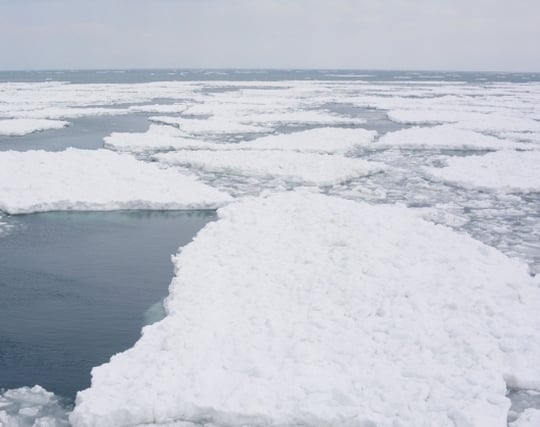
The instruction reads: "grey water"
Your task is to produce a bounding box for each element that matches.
[0,210,215,398]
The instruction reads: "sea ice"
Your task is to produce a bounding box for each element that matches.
[70,192,540,427]
[149,116,270,135]
[103,125,218,153]
[0,148,232,214]
[0,386,69,427]
[510,409,540,427]
[155,150,386,186]
[377,125,533,151]
[0,119,69,136]
[425,150,540,193]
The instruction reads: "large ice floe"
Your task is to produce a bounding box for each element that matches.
[155,150,386,186]
[0,119,69,136]
[104,126,378,155]
[70,192,540,427]
[425,150,540,193]
[0,148,231,214]
[376,125,533,151]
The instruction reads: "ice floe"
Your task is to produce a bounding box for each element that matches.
[0,386,69,427]
[70,192,540,427]
[377,125,533,151]
[155,150,386,186]
[149,116,270,135]
[104,126,378,155]
[0,119,69,136]
[425,150,540,193]
[0,148,231,214]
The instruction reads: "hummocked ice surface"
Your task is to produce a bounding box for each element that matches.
[71,193,540,427]
[0,70,540,426]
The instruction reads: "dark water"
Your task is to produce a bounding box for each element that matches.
[0,210,214,398]
[1,69,539,84]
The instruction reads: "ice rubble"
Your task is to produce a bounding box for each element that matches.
[510,409,540,427]
[104,126,378,155]
[0,119,69,136]
[425,150,540,193]
[377,125,533,151]
[155,150,386,186]
[0,148,231,214]
[0,386,69,427]
[70,192,540,427]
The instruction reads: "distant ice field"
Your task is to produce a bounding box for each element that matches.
[0,70,539,426]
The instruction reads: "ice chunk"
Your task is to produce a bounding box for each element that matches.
[425,150,540,193]
[377,125,533,151]
[0,385,69,427]
[510,409,540,427]
[0,119,69,136]
[71,192,540,427]
[0,148,232,214]
[128,104,188,114]
[155,150,386,186]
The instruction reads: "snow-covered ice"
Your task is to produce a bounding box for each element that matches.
[104,126,378,155]
[70,192,540,427]
[425,150,540,193]
[377,125,533,151]
[149,116,270,135]
[0,148,232,214]
[103,125,218,153]
[510,409,540,427]
[155,150,386,186]
[0,119,69,136]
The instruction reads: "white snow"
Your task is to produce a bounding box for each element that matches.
[425,150,540,193]
[0,148,232,214]
[377,125,533,151]
[155,150,386,186]
[510,409,540,427]
[70,192,540,427]
[0,119,69,136]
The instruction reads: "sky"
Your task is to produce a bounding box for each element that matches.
[0,0,539,72]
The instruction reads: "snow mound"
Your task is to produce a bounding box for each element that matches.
[510,409,540,427]
[103,125,218,153]
[155,150,385,186]
[377,125,533,151]
[0,148,232,214]
[0,119,69,136]
[425,150,540,193]
[71,192,540,427]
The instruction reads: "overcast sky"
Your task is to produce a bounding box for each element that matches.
[1,0,539,71]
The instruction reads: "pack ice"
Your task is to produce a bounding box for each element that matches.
[70,192,540,427]
[0,148,231,214]
[425,150,540,193]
